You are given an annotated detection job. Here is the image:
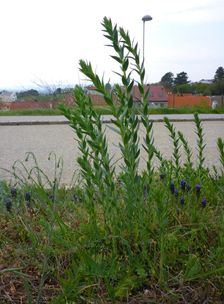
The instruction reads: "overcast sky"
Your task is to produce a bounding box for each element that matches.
[1,0,224,90]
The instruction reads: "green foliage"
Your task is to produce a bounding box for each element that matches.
[54,87,62,95]
[17,89,39,98]
[194,113,206,173]
[178,130,193,169]
[217,137,224,171]
[160,71,174,89]
[174,71,189,85]
[172,82,212,95]
[1,105,224,116]
[170,66,224,95]
[164,117,181,176]
[214,66,224,82]
[211,79,224,95]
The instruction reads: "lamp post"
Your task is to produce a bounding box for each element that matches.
[142,15,152,61]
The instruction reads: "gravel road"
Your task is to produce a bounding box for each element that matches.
[0,121,224,185]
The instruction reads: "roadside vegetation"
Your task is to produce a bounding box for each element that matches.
[16,88,70,103]
[160,67,224,96]
[0,108,62,116]
[0,105,224,116]
[1,17,224,303]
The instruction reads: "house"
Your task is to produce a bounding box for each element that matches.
[81,84,169,107]
[198,79,213,84]
[0,91,17,102]
[132,84,169,107]
[84,86,108,106]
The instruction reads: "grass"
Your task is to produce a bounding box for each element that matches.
[0,108,62,116]
[149,106,224,114]
[1,17,224,303]
[1,145,224,303]
[0,106,112,116]
[0,105,224,116]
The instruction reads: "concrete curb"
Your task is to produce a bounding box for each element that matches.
[0,121,68,126]
[1,115,224,126]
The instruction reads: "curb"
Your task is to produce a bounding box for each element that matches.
[0,121,68,126]
[1,117,224,126]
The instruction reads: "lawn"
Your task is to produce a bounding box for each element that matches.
[0,105,224,116]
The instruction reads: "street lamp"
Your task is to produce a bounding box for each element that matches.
[142,15,152,61]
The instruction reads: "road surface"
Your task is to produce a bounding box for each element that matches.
[0,117,223,185]
[0,114,224,125]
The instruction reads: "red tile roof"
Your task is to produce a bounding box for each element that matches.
[132,84,169,102]
[84,84,169,103]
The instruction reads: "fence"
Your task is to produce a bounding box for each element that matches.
[168,94,211,108]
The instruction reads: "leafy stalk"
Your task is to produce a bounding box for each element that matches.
[194,113,206,172]
[77,18,142,217]
[119,24,155,179]
[217,137,224,171]
[59,86,116,231]
[164,117,181,177]
[178,131,193,168]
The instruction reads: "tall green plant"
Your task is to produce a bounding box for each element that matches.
[59,18,159,296]
[178,131,193,169]
[217,137,224,171]
[164,117,181,177]
[118,25,155,178]
[194,113,206,173]
[60,86,116,232]
[76,18,147,217]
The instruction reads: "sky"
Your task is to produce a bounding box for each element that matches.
[0,0,224,91]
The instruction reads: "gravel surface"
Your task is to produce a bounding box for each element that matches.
[0,121,224,185]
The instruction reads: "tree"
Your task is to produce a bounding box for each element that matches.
[212,67,224,95]
[174,72,189,85]
[17,89,39,98]
[192,83,211,95]
[172,82,212,95]
[54,87,62,95]
[160,72,174,89]
[173,83,193,94]
[211,81,224,95]
[214,66,224,82]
